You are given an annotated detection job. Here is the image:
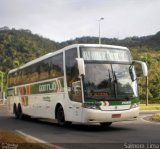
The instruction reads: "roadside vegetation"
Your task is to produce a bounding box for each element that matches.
[151,113,160,122]
[140,104,160,110]
[140,104,160,123]
[131,50,160,104]
[0,130,55,149]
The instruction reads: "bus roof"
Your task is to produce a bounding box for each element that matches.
[8,44,129,74]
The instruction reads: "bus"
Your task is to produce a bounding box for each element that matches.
[7,44,148,127]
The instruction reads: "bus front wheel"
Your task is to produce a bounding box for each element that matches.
[17,104,24,120]
[100,122,112,127]
[57,106,65,126]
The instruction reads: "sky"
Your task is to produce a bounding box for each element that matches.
[1,0,160,42]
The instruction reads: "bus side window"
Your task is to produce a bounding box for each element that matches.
[49,53,63,79]
[65,48,82,103]
[21,69,26,84]
[8,73,13,87]
[39,61,49,81]
[17,70,21,85]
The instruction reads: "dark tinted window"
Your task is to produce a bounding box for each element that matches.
[8,53,64,87]
[48,53,63,79]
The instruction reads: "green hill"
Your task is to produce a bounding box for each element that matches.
[0,27,159,102]
[60,31,160,51]
[0,28,59,72]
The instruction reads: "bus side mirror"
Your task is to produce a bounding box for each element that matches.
[76,58,85,76]
[133,60,148,77]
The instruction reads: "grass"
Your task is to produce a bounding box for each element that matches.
[151,113,160,122]
[140,104,160,110]
[0,130,55,149]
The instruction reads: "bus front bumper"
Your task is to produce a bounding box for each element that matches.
[82,107,139,123]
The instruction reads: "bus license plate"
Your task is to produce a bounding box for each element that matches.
[112,114,121,118]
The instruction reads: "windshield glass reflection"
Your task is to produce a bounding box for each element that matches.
[83,63,137,101]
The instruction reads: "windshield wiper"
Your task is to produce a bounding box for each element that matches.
[108,68,118,100]
[113,71,118,99]
[108,70,112,89]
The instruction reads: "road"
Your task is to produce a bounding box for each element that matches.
[0,105,160,149]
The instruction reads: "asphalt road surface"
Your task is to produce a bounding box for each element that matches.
[0,105,160,149]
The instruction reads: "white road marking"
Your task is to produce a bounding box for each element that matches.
[15,130,64,149]
[16,130,48,143]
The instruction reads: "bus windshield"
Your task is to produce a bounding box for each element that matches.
[80,47,137,101]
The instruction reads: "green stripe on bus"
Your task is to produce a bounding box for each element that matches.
[30,78,64,94]
[7,78,64,96]
[84,97,139,106]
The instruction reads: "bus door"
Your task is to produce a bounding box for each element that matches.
[70,101,82,122]
[69,81,82,122]
[65,48,83,122]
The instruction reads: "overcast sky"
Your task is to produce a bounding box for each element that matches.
[1,0,160,42]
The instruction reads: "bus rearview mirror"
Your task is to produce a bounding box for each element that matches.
[133,60,148,77]
[76,58,85,76]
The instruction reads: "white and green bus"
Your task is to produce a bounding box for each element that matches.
[7,44,148,127]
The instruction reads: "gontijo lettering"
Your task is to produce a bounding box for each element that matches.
[39,82,57,92]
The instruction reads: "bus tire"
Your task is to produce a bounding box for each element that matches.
[13,104,19,119]
[100,122,112,127]
[65,121,72,126]
[56,105,65,126]
[17,104,24,120]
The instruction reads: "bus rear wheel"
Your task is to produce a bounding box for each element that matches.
[100,122,112,127]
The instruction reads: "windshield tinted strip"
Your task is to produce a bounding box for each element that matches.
[84,60,132,65]
[80,47,132,62]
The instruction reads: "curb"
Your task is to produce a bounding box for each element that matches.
[140,115,160,125]
[140,110,160,115]
[140,110,160,112]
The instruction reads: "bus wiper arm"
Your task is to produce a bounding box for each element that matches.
[108,70,112,89]
[113,71,118,99]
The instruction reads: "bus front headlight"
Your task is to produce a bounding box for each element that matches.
[130,102,139,109]
[83,103,100,110]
